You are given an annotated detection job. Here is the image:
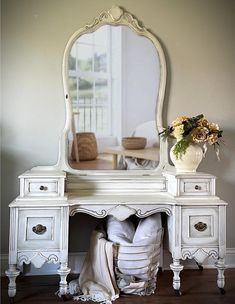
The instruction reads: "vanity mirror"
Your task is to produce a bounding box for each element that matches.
[60,6,168,172]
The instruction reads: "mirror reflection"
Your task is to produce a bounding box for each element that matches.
[68,25,160,170]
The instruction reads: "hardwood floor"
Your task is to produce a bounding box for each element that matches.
[1,269,235,304]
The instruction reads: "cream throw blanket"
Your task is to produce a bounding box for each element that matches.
[70,229,119,304]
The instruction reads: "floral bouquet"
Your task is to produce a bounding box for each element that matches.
[160,114,223,159]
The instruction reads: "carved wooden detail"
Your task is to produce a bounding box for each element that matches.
[136,205,172,217]
[107,205,136,221]
[18,251,59,268]
[83,6,146,34]
[70,204,173,220]
[70,205,107,218]
[181,248,219,264]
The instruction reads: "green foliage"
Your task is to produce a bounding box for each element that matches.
[218,130,223,138]
[173,139,189,159]
[182,114,203,136]
[159,126,174,140]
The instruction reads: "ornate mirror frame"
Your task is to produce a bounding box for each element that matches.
[56,6,169,177]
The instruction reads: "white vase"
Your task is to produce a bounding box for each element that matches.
[170,143,203,173]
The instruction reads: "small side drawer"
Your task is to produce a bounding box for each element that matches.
[18,209,61,250]
[180,178,213,196]
[27,179,58,195]
[181,207,218,246]
[21,178,64,197]
[19,171,66,198]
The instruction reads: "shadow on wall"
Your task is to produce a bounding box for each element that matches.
[0,150,35,254]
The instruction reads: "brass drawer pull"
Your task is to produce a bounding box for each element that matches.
[195,185,201,190]
[194,221,207,232]
[32,224,47,235]
[40,185,48,191]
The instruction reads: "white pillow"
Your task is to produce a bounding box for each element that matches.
[117,243,161,278]
[106,216,135,244]
[133,213,162,245]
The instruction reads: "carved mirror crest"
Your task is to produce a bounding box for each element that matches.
[58,6,168,173]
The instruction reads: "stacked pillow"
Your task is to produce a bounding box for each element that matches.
[107,213,163,247]
[133,213,162,244]
[106,215,135,244]
[106,213,163,295]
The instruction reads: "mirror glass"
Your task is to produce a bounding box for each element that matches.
[67,25,160,170]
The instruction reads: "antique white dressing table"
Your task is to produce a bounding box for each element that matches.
[5,6,227,302]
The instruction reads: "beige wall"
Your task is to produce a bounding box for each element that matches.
[1,0,235,254]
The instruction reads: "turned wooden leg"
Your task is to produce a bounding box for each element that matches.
[5,264,20,300]
[57,263,71,296]
[170,259,183,296]
[215,258,226,294]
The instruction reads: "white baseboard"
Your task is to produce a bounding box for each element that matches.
[1,248,235,276]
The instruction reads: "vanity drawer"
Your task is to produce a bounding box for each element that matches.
[181,207,218,246]
[19,171,66,198]
[180,178,213,196]
[18,209,61,250]
[23,179,59,197]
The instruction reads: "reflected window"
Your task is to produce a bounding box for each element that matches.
[69,26,115,137]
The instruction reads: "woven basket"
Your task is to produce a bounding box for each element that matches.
[122,137,147,150]
[71,132,98,161]
[114,237,163,296]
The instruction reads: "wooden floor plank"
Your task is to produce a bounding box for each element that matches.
[1,269,235,303]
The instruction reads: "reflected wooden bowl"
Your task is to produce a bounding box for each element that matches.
[122,137,147,150]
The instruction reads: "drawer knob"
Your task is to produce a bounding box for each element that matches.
[195,185,201,190]
[39,185,48,191]
[194,221,207,232]
[32,224,47,235]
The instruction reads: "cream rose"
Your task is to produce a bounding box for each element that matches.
[209,123,219,132]
[172,116,188,127]
[198,118,209,127]
[208,133,218,145]
[172,124,184,140]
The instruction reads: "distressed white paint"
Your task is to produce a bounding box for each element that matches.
[4,5,228,300]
